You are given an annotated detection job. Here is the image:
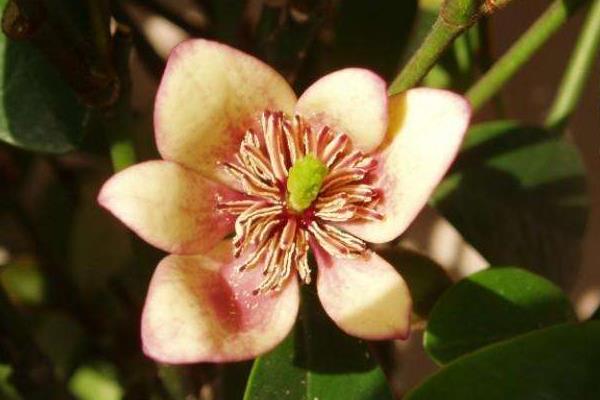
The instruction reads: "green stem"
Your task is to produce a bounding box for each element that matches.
[465,0,589,111]
[389,17,463,94]
[453,31,472,77]
[389,0,519,94]
[545,0,600,130]
[109,135,137,171]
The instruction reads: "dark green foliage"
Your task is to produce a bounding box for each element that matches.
[244,286,393,400]
[432,121,588,287]
[425,267,576,364]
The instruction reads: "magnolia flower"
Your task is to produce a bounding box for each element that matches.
[98,39,470,363]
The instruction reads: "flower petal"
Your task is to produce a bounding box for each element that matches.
[295,68,388,153]
[155,39,297,180]
[98,160,239,255]
[141,241,300,363]
[313,245,411,340]
[341,88,471,243]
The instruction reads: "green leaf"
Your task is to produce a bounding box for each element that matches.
[406,322,600,400]
[244,286,393,400]
[297,0,417,91]
[425,267,576,364]
[0,364,22,400]
[222,362,253,400]
[379,247,452,319]
[330,0,418,80]
[33,312,85,380]
[69,362,123,400]
[0,257,45,306]
[0,11,88,153]
[432,121,588,287]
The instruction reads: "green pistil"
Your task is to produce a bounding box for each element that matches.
[286,155,328,212]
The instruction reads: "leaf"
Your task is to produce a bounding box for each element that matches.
[379,247,452,319]
[424,267,576,364]
[69,362,123,400]
[432,121,588,288]
[330,0,418,80]
[406,321,600,400]
[222,362,253,400]
[0,257,45,306]
[0,7,88,153]
[0,364,22,400]
[295,0,418,91]
[33,312,85,380]
[244,286,393,400]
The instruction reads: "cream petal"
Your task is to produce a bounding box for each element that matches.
[155,39,297,181]
[313,245,411,340]
[98,160,239,255]
[341,88,471,243]
[295,68,388,153]
[141,241,300,363]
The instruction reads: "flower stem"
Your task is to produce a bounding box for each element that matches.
[109,135,137,172]
[389,17,463,95]
[545,0,600,131]
[465,0,590,112]
[389,0,516,94]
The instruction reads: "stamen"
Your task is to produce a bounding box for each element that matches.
[282,119,300,165]
[279,218,297,249]
[218,199,261,215]
[321,133,349,167]
[320,168,367,192]
[217,111,383,294]
[332,149,362,169]
[316,126,333,158]
[262,112,288,181]
[308,221,362,259]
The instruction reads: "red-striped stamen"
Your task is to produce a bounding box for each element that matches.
[218,111,383,294]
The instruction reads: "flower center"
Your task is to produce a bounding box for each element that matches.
[217,111,383,294]
[286,155,328,212]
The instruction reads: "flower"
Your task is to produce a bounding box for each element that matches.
[98,39,471,363]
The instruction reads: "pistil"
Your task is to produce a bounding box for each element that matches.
[218,111,383,294]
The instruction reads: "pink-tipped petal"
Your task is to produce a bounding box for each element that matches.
[98,160,239,255]
[141,241,299,363]
[295,68,388,153]
[155,39,297,180]
[341,88,471,243]
[313,246,411,340]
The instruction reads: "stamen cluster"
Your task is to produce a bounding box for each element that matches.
[219,111,383,293]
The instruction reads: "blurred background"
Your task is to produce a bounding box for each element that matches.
[0,0,598,399]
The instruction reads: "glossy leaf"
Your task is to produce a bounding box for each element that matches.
[244,286,393,400]
[425,267,575,364]
[295,0,418,91]
[0,13,88,153]
[432,121,588,287]
[379,247,452,319]
[406,322,600,400]
[331,0,418,80]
